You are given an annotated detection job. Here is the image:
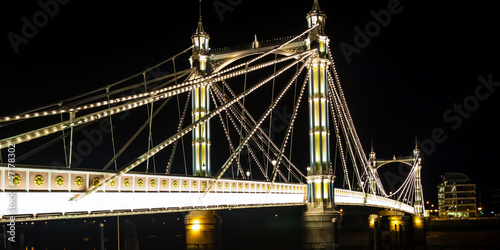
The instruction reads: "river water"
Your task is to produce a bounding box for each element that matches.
[3,206,500,249]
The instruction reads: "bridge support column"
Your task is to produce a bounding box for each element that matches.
[388,216,410,249]
[185,210,222,250]
[302,210,341,249]
[412,215,426,245]
[368,214,381,250]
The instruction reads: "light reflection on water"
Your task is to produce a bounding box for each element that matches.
[4,206,500,249]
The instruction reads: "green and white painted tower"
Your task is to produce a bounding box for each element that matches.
[186,3,221,250]
[190,14,211,177]
[305,0,333,207]
[303,1,341,249]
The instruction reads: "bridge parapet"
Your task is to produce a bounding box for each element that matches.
[333,189,415,214]
[0,165,306,195]
[1,165,415,222]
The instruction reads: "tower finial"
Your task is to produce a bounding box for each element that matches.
[195,0,206,35]
[252,34,260,49]
[414,136,418,149]
[306,0,326,34]
[312,0,321,12]
[199,0,202,21]
[370,139,374,152]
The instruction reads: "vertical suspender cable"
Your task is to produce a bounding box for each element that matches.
[238,64,249,179]
[143,73,151,173]
[173,58,189,175]
[266,52,278,178]
[59,103,69,167]
[68,110,75,168]
[166,91,191,174]
[107,87,118,171]
[144,73,156,173]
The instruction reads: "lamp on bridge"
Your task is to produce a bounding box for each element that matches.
[201,164,206,177]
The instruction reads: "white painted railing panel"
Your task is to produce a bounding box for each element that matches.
[0,166,416,217]
[0,192,306,216]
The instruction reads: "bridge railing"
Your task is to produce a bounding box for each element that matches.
[1,165,308,220]
[334,189,415,214]
[1,165,415,220]
[0,165,306,195]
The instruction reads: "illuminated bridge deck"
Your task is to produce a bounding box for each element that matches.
[0,165,414,222]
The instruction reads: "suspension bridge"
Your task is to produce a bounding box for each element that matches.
[0,1,425,247]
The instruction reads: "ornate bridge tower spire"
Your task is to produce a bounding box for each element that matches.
[413,138,424,215]
[303,1,341,249]
[185,3,221,250]
[190,0,211,177]
[369,140,378,194]
[305,0,333,210]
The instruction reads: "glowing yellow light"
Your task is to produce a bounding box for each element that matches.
[192,219,201,231]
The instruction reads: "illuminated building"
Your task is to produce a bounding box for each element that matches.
[437,173,476,218]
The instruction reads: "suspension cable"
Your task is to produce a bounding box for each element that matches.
[209,87,246,179]
[71,51,312,202]
[106,87,118,171]
[217,81,305,181]
[203,54,313,196]
[271,65,308,184]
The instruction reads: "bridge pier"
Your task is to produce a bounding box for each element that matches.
[412,215,426,245]
[185,210,222,250]
[302,209,341,249]
[388,215,410,249]
[368,214,381,250]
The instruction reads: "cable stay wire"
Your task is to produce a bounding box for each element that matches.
[211,85,270,181]
[165,91,191,175]
[70,49,314,202]
[1,51,309,149]
[212,83,297,181]
[101,96,173,171]
[270,65,309,184]
[213,80,295,182]
[0,46,194,124]
[327,73,365,192]
[219,80,305,178]
[209,87,247,179]
[202,54,313,196]
[327,76,352,191]
[215,80,305,181]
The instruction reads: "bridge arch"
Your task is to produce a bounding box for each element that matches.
[210,41,305,73]
[376,159,412,170]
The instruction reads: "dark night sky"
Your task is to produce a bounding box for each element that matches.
[1,0,499,204]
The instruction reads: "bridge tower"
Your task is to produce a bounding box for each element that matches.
[302,1,341,249]
[189,12,211,177]
[412,141,426,244]
[368,142,378,195]
[413,142,424,216]
[185,3,221,249]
